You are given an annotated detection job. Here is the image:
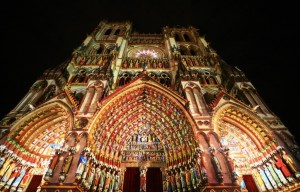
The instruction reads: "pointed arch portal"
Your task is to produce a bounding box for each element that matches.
[213,104,277,167]
[211,103,289,192]
[0,101,73,192]
[6,102,73,159]
[83,76,204,191]
[89,76,199,169]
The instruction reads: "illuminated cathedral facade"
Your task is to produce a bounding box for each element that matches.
[0,21,300,192]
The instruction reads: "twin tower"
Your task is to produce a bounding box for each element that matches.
[0,21,299,192]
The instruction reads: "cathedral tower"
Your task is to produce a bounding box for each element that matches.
[0,21,299,192]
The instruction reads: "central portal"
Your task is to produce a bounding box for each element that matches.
[121,128,165,191]
[123,167,163,192]
[88,83,199,192]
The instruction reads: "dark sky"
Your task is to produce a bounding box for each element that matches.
[1,1,300,142]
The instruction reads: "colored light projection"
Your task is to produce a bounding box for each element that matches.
[89,84,198,168]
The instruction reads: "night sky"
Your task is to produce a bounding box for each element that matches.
[1,1,299,142]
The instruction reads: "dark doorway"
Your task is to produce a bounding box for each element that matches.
[123,167,140,192]
[25,175,43,192]
[243,175,259,192]
[146,167,163,192]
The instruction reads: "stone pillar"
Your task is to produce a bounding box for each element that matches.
[209,147,223,184]
[89,86,104,113]
[66,136,88,184]
[13,91,34,112]
[79,87,95,113]
[193,88,208,115]
[250,90,270,114]
[243,89,257,107]
[44,151,61,183]
[21,89,44,112]
[14,80,47,112]
[222,148,238,185]
[59,150,75,184]
[185,88,200,114]
[28,89,43,104]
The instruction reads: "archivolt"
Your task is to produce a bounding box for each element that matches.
[89,82,199,167]
[6,101,73,158]
[212,103,277,164]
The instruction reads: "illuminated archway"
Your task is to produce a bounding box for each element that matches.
[212,103,277,166]
[89,74,199,169]
[4,101,73,166]
[211,102,288,191]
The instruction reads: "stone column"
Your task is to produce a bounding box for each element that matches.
[193,88,208,115]
[250,90,270,114]
[89,86,104,113]
[79,87,95,113]
[243,89,257,107]
[185,88,200,115]
[13,91,34,112]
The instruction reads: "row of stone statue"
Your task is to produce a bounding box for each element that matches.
[250,149,300,191]
[181,57,213,67]
[124,142,163,151]
[164,161,207,192]
[44,149,121,192]
[71,70,109,84]
[122,58,170,69]
[180,72,218,84]
[129,38,163,44]
[74,150,122,192]
[71,53,111,66]
[131,133,160,143]
[79,165,121,192]
[0,149,34,191]
[121,151,165,162]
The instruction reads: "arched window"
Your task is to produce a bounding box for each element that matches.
[74,91,85,104]
[174,33,181,42]
[133,72,141,78]
[72,69,87,83]
[183,34,191,42]
[104,28,112,35]
[190,46,199,56]
[159,73,171,87]
[205,76,217,85]
[114,29,120,35]
[180,46,189,55]
[198,75,205,84]
[149,72,158,80]
[119,73,132,86]
[190,49,196,56]
[97,44,105,54]
[185,86,200,114]
[63,69,70,81]
[6,117,16,125]
[36,85,56,105]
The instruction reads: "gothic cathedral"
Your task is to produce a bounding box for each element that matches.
[0,21,299,192]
